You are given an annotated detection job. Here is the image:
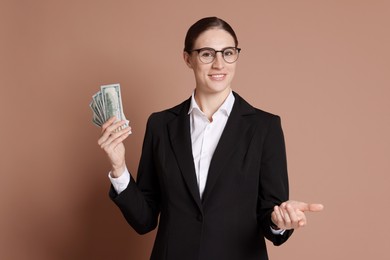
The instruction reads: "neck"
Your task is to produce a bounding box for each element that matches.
[194,88,231,120]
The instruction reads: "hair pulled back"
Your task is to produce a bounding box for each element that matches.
[184,17,238,52]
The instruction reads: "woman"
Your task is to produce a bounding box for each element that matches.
[98,17,323,260]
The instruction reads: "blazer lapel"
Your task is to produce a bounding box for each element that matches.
[201,93,257,204]
[167,99,203,212]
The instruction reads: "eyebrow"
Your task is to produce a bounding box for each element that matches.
[191,46,236,51]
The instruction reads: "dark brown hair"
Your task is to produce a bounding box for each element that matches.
[184,17,239,52]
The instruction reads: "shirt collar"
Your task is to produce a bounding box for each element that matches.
[188,90,235,116]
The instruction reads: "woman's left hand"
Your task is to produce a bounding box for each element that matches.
[271,200,324,230]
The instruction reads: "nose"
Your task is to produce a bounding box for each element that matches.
[212,52,225,69]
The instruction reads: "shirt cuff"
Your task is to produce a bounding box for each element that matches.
[108,168,130,194]
[270,226,286,235]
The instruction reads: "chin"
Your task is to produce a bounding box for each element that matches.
[205,85,231,94]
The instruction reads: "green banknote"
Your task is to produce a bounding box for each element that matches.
[90,83,129,129]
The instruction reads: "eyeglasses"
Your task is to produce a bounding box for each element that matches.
[188,47,241,64]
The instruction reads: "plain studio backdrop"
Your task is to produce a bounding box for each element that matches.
[1,1,389,259]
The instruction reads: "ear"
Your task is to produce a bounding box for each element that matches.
[183,51,193,69]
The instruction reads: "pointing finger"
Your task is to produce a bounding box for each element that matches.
[289,201,324,213]
[308,203,324,212]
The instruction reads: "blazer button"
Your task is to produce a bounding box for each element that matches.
[196,214,203,222]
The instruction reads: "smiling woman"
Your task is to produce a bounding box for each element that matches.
[183,28,238,112]
[97,17,323,260]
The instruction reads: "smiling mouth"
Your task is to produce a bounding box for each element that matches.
[209,74,226,80]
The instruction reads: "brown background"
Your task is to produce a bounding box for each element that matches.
[1,0,389,259]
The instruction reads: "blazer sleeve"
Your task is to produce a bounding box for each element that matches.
[109,114,161,235]
[257,115,294,245]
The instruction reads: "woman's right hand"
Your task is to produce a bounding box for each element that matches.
[98,117,132,178]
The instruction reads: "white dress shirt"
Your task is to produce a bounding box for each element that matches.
[108,91,284,234]
[188,91,235,198]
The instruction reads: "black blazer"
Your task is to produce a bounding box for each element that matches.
[110,92,293,260]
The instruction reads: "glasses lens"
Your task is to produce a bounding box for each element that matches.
[198,49,215,63]
[223,48,239,63]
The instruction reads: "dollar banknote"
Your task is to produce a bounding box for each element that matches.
[90,83,129,129]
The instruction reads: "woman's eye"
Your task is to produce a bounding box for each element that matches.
[201,51,213,57]
[224,50,234,56]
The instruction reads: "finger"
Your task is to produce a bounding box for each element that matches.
[99,119,122,145]
[286,204,300,229]
[308,203,324,212]
[100,125,131,149]
[100,126,131,149]
[104,128,132,151]
[105,120,128,134]
[99,120,128,146]
[298,211,307,227]
[293,201,310,212]
[101,116,117,132]
[278,205,287,219]
[281,207,292,229]
[272,206,284,228]
[293,201,324,212]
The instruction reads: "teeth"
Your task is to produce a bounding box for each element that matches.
[211,74,224,78]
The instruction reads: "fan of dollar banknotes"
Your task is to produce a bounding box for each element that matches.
[90,83,129,129]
